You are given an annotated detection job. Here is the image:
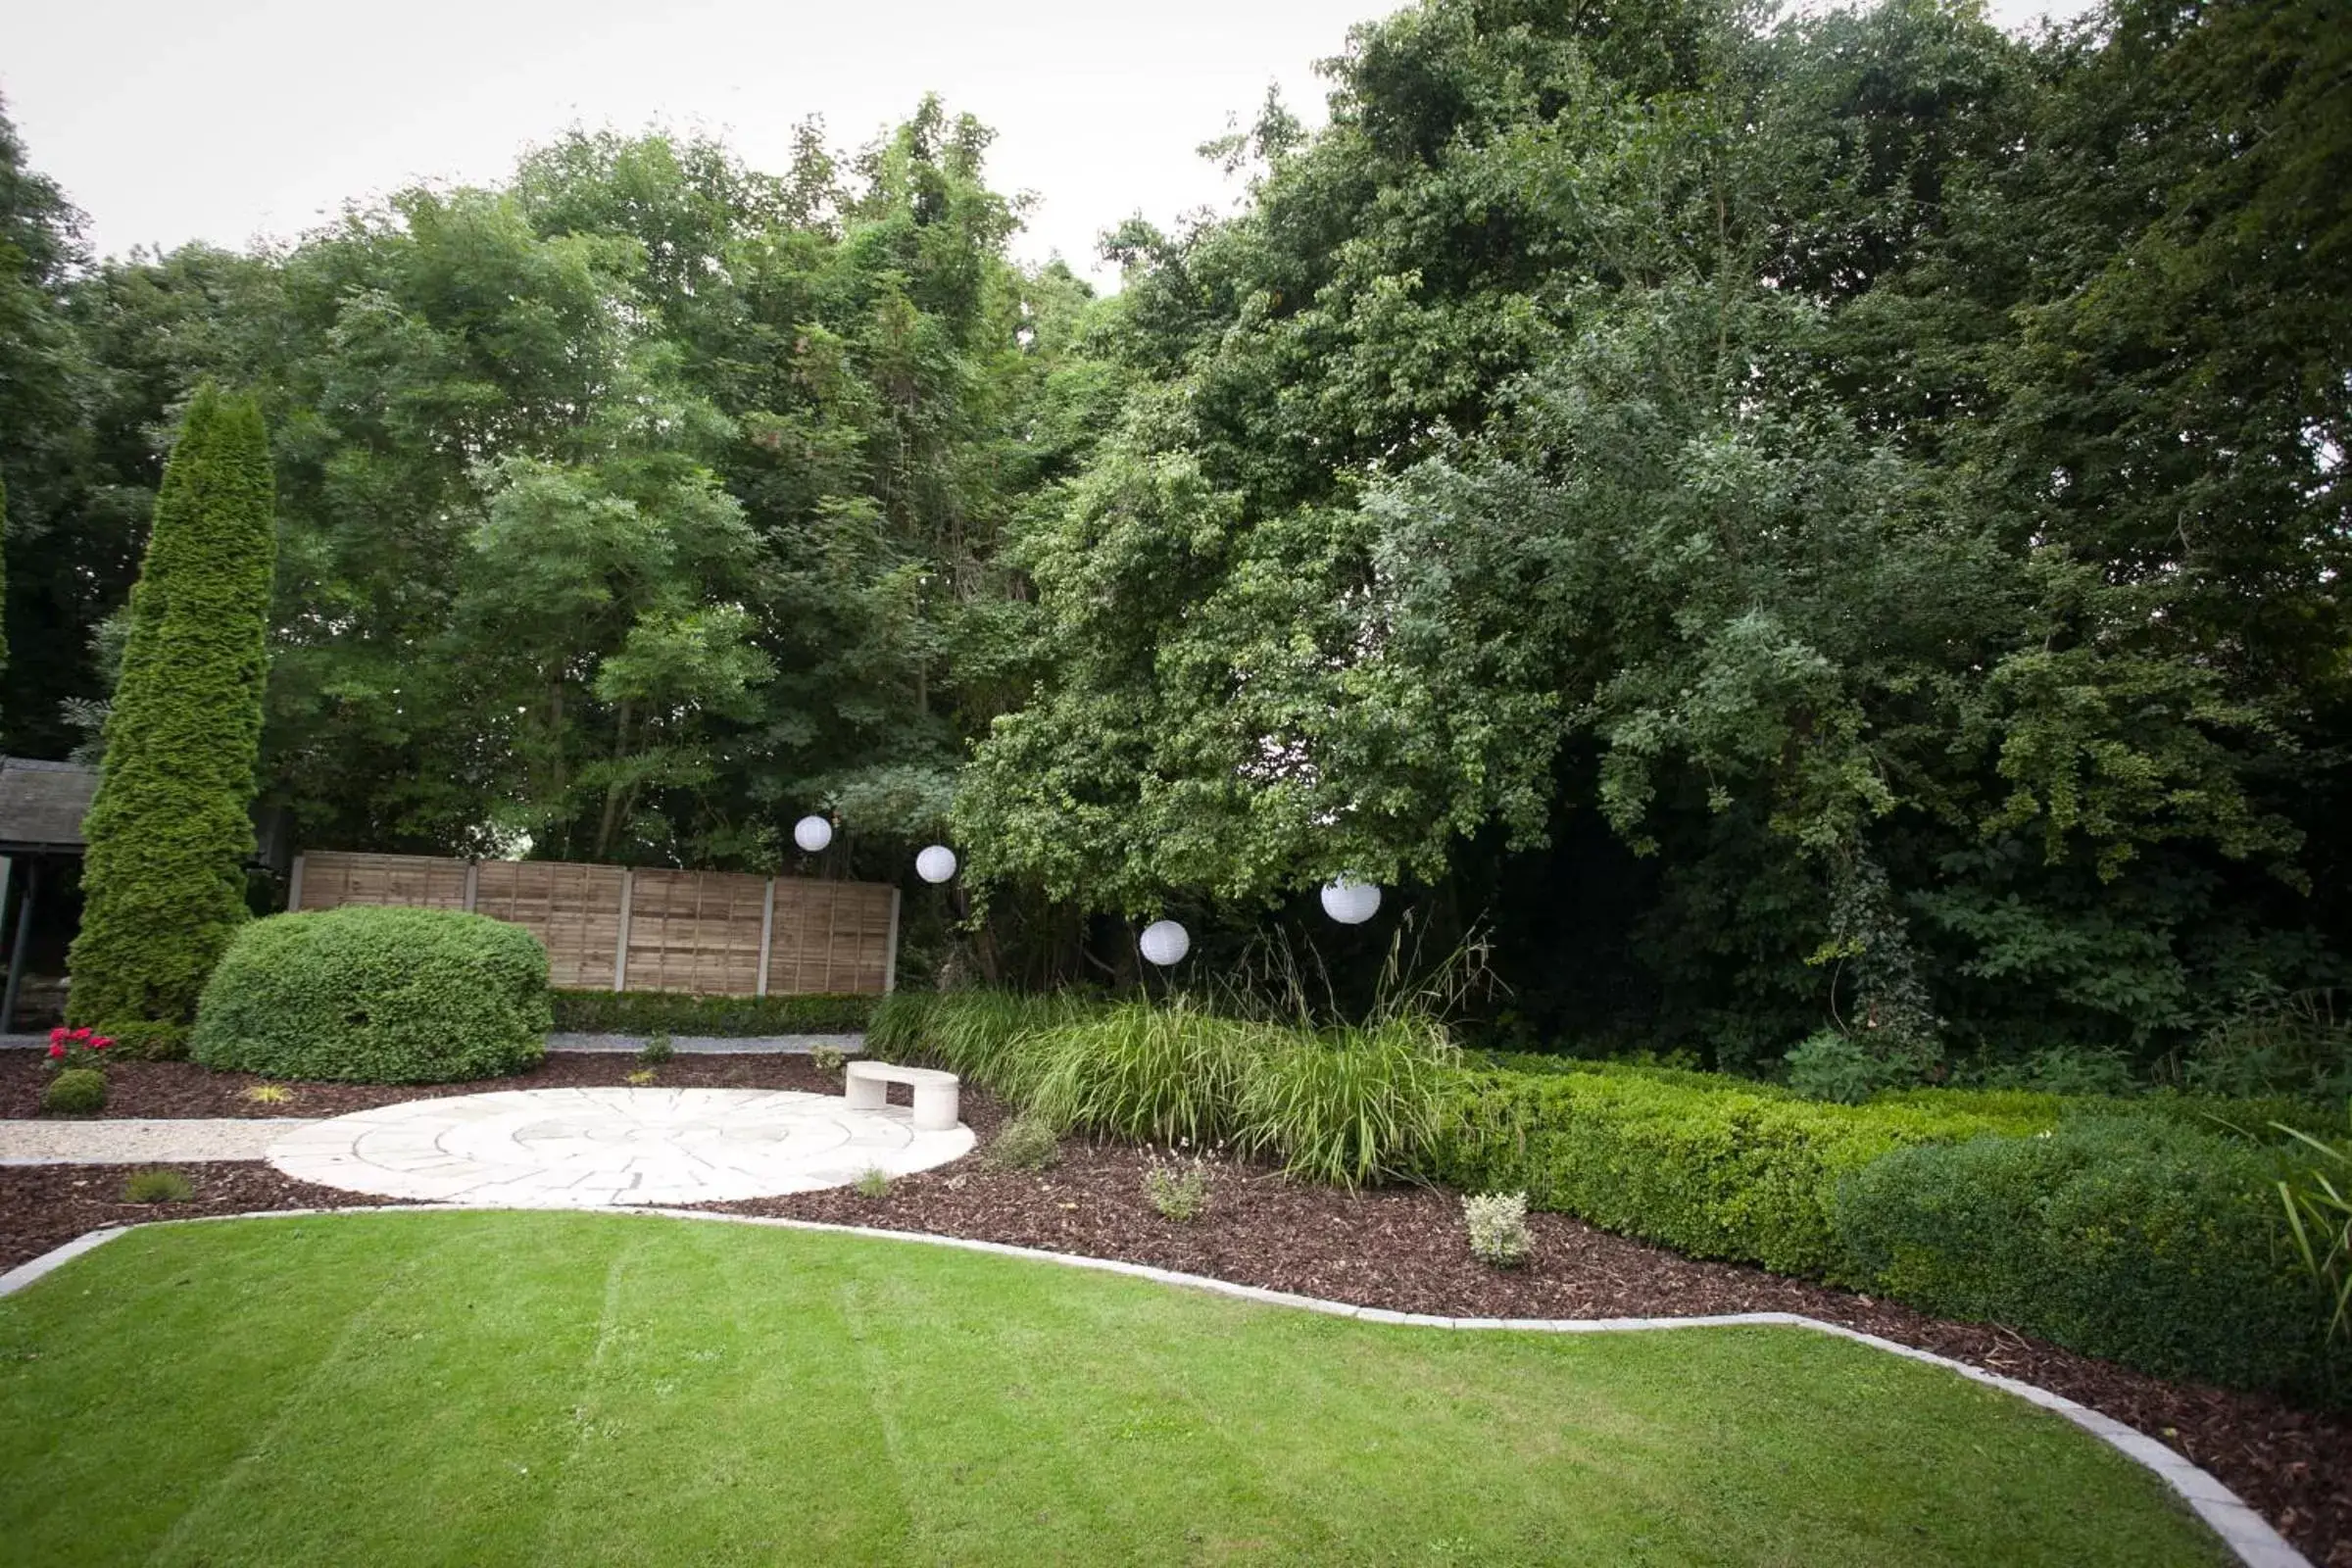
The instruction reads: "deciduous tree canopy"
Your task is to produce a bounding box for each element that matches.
[1,0,2345,1072]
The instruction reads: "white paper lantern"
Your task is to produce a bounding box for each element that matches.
[915,845,958,884]
[1139,919,1191,966]
[1319,877,1383,926]
[792,814,834,854]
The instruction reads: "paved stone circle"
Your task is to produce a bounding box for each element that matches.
[267,1087,973,1207]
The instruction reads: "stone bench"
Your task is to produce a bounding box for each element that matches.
[843,1060,961,1132]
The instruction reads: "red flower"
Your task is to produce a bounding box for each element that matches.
[48,1027,67,1046]
[91,1038,112,1051]
[46,1044,64,1059]
[69,1027,92,1043]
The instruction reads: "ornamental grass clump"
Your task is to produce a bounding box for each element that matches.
[1237,1015,1458,1188]
[1464,1192,1532,1267]
[122,1169,195,1203]
[870,990,1093,1102]
[982,1114,1062,1172]
[1029,1003,1269,1147]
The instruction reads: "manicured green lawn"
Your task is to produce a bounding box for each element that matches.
[0,1212,2228,1567]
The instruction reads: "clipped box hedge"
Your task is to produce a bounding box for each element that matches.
[193,906,550,1084]
[1426,1067,2049,1279]
[548,989,878,1037]
[1833,1117,2343,1399]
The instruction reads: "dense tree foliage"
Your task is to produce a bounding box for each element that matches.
[1,0,2345,1074]
[68,383,277,1027]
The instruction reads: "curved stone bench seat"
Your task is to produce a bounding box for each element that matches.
[843,1060,961,1132]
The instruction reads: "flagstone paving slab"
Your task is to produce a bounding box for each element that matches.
[267,1086,971,1206]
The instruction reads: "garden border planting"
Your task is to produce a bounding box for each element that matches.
[0,1203,2310,1568]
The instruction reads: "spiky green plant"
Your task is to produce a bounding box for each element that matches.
[2273,1108,2352,1345]
[1028,1002,1270,1146]
[1237,1014,1460,1187]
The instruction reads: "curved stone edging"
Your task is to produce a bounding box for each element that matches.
[0,1203,2312,1568]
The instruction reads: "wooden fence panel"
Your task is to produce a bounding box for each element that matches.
[284,851,896,996]
[291,852,468,913]
[471,860,628,992]
[770,879,898,995]
[623,868,767,996]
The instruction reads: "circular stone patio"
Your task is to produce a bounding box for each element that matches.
[266,1087,974,1207]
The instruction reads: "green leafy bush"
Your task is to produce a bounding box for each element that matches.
[1428,1068,2045,1278]
[809,1044,847,1073]
[549,990,876,1036]
[1834,1117,2345,1398]
[1784,1030,1923,1103]
[122,1169,195,1203]
[192,906,550,1084]
[637,1032,674,1066]
[1142,1149,1210,1221]
[41,1067,106,1115]
[67,383,276,1028]
[1464,1192,1532,1267]
[1237,1016,1458,1187]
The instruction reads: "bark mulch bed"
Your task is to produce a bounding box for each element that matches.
[0,1050,849,1121]
[0,1162,402,1280]
[0,1060,2341,1563]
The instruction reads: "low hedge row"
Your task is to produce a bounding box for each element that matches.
[549,990,878,1036]
[1836,1116,2337,1396]
[1426,1068,2048,1279]
[872,992,2346,1400]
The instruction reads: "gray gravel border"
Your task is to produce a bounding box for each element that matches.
[0,1203,2310,1568]
[0,1117,323,1165]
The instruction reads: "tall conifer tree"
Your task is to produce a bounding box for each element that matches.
[68,382,276,1025]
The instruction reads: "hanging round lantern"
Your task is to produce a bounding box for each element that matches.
[1319,876,1382,926]
[1139,919,1191,967]
[792,814,833,854]
[915,845,958,885]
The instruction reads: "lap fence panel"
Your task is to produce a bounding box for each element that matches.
[471,860,628,991]
[623,868,767,997]
[288,852,468,913]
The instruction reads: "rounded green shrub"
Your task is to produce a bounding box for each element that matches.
[192,906,550,1084]
[42,1068,107,1115]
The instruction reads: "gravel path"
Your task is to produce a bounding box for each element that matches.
[0,1117,323,1164]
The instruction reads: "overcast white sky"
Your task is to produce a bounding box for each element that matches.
[7,0,2096,286]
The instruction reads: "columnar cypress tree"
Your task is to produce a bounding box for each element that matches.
[67,383,276,1025]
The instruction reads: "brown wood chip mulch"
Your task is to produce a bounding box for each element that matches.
[0,1049,850,1120]
[1,1054,2344,1564]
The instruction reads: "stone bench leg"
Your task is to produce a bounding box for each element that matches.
[911,1080,960,1133]
[844,1072,888,1112]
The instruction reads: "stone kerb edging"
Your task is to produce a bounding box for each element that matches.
[0,1204,2313,1568]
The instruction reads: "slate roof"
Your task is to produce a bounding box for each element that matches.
[0,758,99,852]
